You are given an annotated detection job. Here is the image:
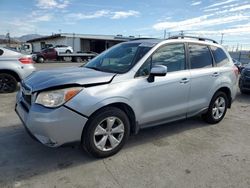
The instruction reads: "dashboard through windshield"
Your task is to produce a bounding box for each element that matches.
[84,42,152,73]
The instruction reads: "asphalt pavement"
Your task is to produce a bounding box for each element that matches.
[0,62,249,188]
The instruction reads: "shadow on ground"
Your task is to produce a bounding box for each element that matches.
[0,116,208,185]
[0,92,249,186]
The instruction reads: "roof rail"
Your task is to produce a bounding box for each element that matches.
[168,35,218,44]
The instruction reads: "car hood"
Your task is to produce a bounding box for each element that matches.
[22,66,116,92]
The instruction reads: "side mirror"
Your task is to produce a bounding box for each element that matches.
[147,65,167,83]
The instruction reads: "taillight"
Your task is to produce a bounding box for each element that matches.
[19,57,33,64]
[233,65,239,77]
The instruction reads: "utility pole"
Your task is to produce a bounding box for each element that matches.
[163,29,166,39]
[72,33,75,51]
[236,43,239,52]
[168,32,171,38]
[6,32,10,47]
[220,33,224,44]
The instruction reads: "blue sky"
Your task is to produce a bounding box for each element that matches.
[1,0,250,49]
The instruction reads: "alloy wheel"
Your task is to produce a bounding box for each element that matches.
[0,74,17,93]
[93,117,125,152]
[212,96,226,120]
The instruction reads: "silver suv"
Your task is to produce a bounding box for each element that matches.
[15,36,238,158]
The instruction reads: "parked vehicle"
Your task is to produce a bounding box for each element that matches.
[54,45,73,54]
[0,47,35,93]
[34,48,97,63]
[15,36,238,157]
[16,43,33,54]
[232,58,243,72]
[239,63,250,94]
[34,48,58,63]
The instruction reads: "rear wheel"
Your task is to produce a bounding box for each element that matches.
[202,91,228,124]
[82,107,130,158]
[75,57,83,63]
[0,73,18,93]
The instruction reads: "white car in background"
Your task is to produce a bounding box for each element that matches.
[54,45,73,54]
[0,47,35,93]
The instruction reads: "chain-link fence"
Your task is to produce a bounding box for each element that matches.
[229,51,250,64]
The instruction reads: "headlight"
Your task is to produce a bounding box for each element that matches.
[35,87,82,108]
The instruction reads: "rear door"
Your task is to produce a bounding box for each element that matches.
[187,43,221,116]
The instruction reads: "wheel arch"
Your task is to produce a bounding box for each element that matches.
[214,87,232,108]
[83,102,138,136]
[0,69,21,82]
[36,55,45,62]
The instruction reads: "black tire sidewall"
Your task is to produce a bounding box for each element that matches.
[82,107,130,158]
[37,57,44,63]
[0,73,17,93]
[206,92,228,124]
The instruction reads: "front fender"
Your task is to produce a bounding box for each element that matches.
[88,97,136,116]
[65,89,136,118]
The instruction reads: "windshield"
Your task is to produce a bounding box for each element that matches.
[84,42,152,73]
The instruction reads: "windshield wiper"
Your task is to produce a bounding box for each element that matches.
[85,66,120,74]
[85,66,103,71]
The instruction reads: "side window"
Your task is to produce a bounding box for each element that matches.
[136,43,185,77]
[210,46,229,67]
[189,44,213,69]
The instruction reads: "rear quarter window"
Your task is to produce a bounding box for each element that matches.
[210,46,229,67]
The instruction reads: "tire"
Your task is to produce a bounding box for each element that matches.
[63,56,72,62]
[66,50,71,54]
[0,73,18,93]
[240,88,247,94]
[75,57,83,63]
[239,81,248,94]
[37,56,45,63]
[82,107,130,158]
[202,91,228,124]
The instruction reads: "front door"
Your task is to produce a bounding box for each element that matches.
[134,43,191,127]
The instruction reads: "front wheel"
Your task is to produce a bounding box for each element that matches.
[202,91,228,124]
[82,107,130,158]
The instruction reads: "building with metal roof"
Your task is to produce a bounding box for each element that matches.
[27,33,135,53]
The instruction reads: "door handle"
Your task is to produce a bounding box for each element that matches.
[180,78,189,84]
[212,72,220,77]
